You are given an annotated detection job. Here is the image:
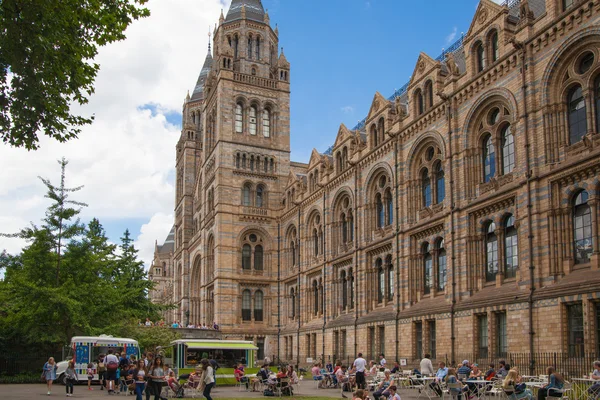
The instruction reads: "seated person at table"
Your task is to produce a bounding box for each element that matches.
[368,361,379,376]
[497,360,509,379]
[287,365,299,385]
[185,371,201,389]
[484,364,496,381]
[390,361,401,374]
[326,361,334,373]
[430,361,449,397]
[386,385,401,400]
[352,389,368,400]
[234,364,249,390]
[336,365,350,391]
[466,364,483,395]
[447,368,468,400]
[251,364,270,391]
[167,371,182,395]
[372,369,395,400]
[588,361,600,396]
[503,369,533,400]
[457,360,472,379]
[312,363,324,384]
[276,367,287,379]
[537,367,564,400]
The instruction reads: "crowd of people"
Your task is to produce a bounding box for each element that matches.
[139,318,220,330]
[233,362,298,395]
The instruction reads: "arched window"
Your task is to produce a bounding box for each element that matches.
[423,243,432,295]
[386,255,394,301]
[416,89,424,115]
[377,258,384,303]
[341,213,348,243]
[342,147,348,169]
[501,125,515,174]
[262,109,270,137]
[568,85,587,144]
[247,36,253,60]
[255,37,260,60]
[235,103,243,133]
[376,194,384,228]
[596,76,600,132]
[254,245,263,271]
[573,191,592,264]
[233,35,239,59]
[313,281,319,315]
[476,42,485,72]
[425,80,433,109]
[242,244,251,270]
[504,215,518,279]
[385,190,393,225]
[434,162,445,204]
[291,241,296,266]
[236,153,240,168]
[371,125,378,147]
[491,31,499,62]
[249,106,257,135]
[437,239,446,291]
[563,0,574,11]
[485,222,498,282]
[243,184,252,206]
[290,288,296,318]
[422,169,431,208]
[483,135,496,182]
[313,229,319,256]
[349,269,355,309]
[256,185,264,208]
[341,270,348,309]
[242,154,247,169]
[242,290,251,321]
[336,153,342,173]
[254,290,263,321]
[250,156,254,171]
[378,118,385,144]
[348,211,354,242]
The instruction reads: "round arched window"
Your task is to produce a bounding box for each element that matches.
[578,52,595,74]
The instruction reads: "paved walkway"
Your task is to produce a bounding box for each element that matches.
[0,383,422,399]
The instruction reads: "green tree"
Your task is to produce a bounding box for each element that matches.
[0,0,150,150]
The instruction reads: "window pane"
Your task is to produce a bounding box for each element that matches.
[484,136,496,182]
[502,126,515,174]
[378,266,384,303]
[254,291,263,321]
[377,195,384,228]
[574,194,592,264]
[437,249,447,291]
[415,322,423,359]
[249,106,257,135]
[424,254,432,294]
[568,304,584,357]
[429,321,436,359]
[569,86,587,144]
[254,245,263,271]
[486,229,498,282]
[256,186,263,208]
[478,315,488,358]
[423,171,431,208]
[235,104,243,133]
[243,185,251,206]
[496,312,507,356]
[242,290,251,321]
[386,191,393,225]
[436,167,445,204]
[262,110,270,137]
[242,244,251,269]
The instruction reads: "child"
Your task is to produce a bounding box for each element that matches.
[87,363,95,390]
[65,360,78,397]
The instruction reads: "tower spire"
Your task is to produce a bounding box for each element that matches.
[208,28,211,53]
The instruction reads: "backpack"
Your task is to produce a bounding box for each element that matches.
[98,361,106,372]
[107,359,118,372]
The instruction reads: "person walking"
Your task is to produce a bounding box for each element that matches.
[104,349,120,394]
[65,360,78,397]
[199,359,215,400]
[42,357,58,396]
[147,357,167,400]
[353,352,367,389]
[97,354,106,390]
[420,354,434,376]
[132,360,146,400]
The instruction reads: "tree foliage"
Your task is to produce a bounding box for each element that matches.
[0,0,150,150]
[0,159,162,351]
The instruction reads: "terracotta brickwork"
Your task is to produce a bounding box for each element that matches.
[150,0,600,365]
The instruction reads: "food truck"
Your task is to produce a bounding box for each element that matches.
[171,339,258,375]
[56,335,140,383]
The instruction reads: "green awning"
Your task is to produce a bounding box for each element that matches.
[185,341,258,350]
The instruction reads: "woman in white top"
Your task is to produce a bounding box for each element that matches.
[199,359,215,400]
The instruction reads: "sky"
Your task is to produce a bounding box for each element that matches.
[0,0,497,268]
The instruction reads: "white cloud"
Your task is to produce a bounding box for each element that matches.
[341,106,354,114]
[445,27,458,46]
[0,0,230,266]
[134,212,174,270]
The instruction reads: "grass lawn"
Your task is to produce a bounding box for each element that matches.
[180,398,334,400]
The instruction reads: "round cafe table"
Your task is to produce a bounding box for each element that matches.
[572,378,597,400]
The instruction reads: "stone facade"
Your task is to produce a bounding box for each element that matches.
[150,0,600,366]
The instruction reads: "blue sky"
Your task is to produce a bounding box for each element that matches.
[0,0,492,266]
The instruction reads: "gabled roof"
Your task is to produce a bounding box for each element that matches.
[157,226,175,254]
[408,52,438,87]
[225,0,265,23]
[190,50,213,102]
[466,0,504,38]
[332,123,354,150]
[365,92,390,123]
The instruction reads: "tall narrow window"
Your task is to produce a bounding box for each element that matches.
[416,90,424,115]
[595,77,600,133]
[254,290,264,321]
[377,258,384,303]
[567,303,584,356]
[491,31,499,62]
[243,184,251,206]
[437,239,446,291]
[256,185,264,208]
[504,215,518,278]
[563,0,574,11]
[385,190,393,226]
[290,288,296,319]
[415,322,423,359]
[313,229,319,256]
[249,106,257,135]
[434,162,445,204]
[254,245,263,271]
[341,271,348,309]
[250,156,254,171]
[422,169,431,208]
[255,37,260,60]
[349,211,354,242]
[478,315,489,358]
[242,290,251,321]
[235,103,243,133]
[386,255,394,301]
[573,191,592,263]
[476,42,485,72]
[486,222,498,282]
[501,125,515,174]
[425,81,433,109]
[242,154,247,169]
[568,85,587,144]
[371,125,378,148]
[424,243,432,295]
[496,312,507,356]
[376,194,384,228]
[483,135,496,182]
[247,37,253,59]
[313,281,319,316]
[349,270,355,309]
[341,213,348,243]
[262,109,270,137]
[429,321,437,359]
[242,244,251,270]
[291,241,296,266]
[233,35,239,59]
[236,153,240,168]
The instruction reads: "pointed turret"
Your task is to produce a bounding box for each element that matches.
[225,0,265,23]
[190,47,213,102]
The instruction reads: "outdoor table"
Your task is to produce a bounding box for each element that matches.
[523,381,544,397]
[465,379,491,400]
[572,378,597,400]
[417,376,440,400]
